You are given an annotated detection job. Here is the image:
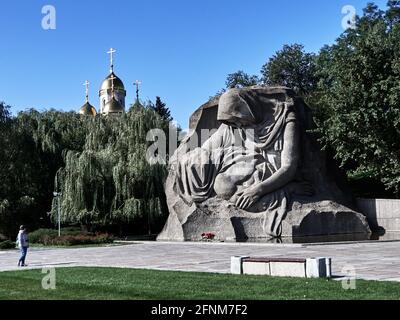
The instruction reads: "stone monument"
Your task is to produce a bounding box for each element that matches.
[158,87,370,241]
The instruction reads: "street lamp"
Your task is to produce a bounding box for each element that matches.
[53,192,62,237]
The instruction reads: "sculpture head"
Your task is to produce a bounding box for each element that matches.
[217,88,276,128]
[217,89,256,128]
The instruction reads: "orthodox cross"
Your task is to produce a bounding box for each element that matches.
[107,48,116,72]
[134,80,142,102]
[83,80,89,102]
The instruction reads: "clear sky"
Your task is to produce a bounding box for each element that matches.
[0,0,388,127]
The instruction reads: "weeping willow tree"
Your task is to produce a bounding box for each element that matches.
[53,107,169,231]
[2,106,170,235]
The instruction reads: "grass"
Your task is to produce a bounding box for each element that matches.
[0,267,399,300]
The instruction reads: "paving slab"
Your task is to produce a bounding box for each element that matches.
[1,241,400,282]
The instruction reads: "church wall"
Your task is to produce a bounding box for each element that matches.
[99,89,126,114]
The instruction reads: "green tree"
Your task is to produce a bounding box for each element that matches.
[225,70,260,89]
[150,97,173,122]
[53,108,169,234]
[313,1,400,195]
[0,102,10,124]
[0,105,170,237]
[0,102,11,168]
[209,71,260,101]
[261,44,317,95]
[0,105,55,237]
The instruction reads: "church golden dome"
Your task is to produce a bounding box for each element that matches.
[79,102,97,116]
[99,49,126,114]
[103,97,124,114]
[100,72,125,92]
[79,80,97,116]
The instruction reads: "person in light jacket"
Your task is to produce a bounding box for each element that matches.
[17,225,29,267]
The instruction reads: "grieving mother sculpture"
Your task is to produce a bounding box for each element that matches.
[158,87,370,241]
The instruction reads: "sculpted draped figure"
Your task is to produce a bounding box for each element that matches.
[175,89,310,237]
[158,87,370,241]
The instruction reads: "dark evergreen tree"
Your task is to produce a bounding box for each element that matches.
[151,97,173,122]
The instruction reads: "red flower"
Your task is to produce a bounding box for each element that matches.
[201,232,216,240]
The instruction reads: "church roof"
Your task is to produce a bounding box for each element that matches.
[100,72,126,93]
[79,102,97,116]
[103,97,124,114]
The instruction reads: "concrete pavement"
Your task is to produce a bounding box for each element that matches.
[1,241,400,282]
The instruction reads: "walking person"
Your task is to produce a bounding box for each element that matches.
[17,225,29,267]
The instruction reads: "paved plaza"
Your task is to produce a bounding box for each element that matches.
[1,241,400,282]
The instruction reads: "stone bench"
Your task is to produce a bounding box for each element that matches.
[231,256,332,278]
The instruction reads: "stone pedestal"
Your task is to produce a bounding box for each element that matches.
[157,196,370,241]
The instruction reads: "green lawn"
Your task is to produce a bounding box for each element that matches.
[0,267,399,300]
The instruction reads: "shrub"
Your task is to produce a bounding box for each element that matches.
[29,227,90,244]
[29,229,59,244]
[59,227,85,236]
[0,240,16,250]
[41,233,114,246]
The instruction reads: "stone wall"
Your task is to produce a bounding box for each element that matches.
[357,198,400,232]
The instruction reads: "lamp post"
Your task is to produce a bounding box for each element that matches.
[53,192,62,237]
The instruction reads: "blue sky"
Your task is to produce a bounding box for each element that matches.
[0,0,388,127]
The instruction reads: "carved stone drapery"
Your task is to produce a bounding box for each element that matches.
[158,87,370,241]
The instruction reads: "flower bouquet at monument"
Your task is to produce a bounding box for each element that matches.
[201,232,216,241]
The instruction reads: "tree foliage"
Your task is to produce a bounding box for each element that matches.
[150,97,173,122]
[225,70,260,89]
[0,105,170,237]
[261,44,317,95]
[54,108,169,227]
[0,105,56,237]
[0,102,10,124]
[313,1,400,194]
[210,71,260,100]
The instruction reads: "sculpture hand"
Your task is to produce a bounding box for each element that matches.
[235,187,261,210]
